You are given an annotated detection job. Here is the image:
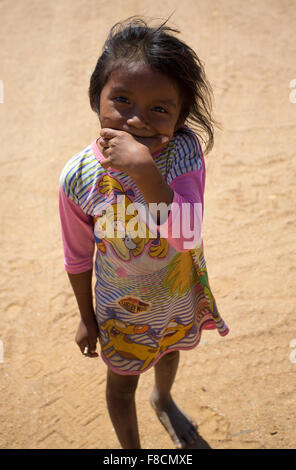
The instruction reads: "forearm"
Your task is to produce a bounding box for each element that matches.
[67,269,96,322]
[132,162,173,206]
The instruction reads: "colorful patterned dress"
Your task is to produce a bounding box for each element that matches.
[59,127,229,375]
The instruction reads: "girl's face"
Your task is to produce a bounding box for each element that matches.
[99,61,183,154]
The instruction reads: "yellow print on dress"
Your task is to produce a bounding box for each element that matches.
[100,317,195,371]
[95,175,169,260]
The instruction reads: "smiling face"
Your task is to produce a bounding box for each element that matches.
[98,61,183,154]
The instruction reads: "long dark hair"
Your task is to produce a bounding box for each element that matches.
[89,17,218,154]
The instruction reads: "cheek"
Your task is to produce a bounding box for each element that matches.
[156,119,178,138]
[99,103,125,127]
[150,113,170,129]
[156,109,181,133]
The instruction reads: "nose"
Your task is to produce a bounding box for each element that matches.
[126,107,150,130]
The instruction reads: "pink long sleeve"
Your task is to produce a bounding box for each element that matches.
[59,185,95,273]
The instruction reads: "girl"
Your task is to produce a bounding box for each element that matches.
[59,17,229,449]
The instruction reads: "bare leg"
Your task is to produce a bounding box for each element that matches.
[106,368,141,449]
[150,350,198,449]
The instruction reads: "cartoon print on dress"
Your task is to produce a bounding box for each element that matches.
[99,316,195,371]
[163,250,196,296]
[191,246,224,324]
[98,174,136,199]
[117,296,151,314]
[100,318,158,370]
[148,231,169,258]
[93,210,107,253]
[154,318,195,353]
[94,195,152,260]
[93,230,107,253]
[163,245,223,327]
[95,174,169,260]
[191,246,215,311]
[97,239,106,253]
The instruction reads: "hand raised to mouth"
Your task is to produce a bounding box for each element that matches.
[98,128,170,177]
[131,134,169,152]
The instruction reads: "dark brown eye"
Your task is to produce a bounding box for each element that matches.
[114,96,130,104]
[153,106,167,113]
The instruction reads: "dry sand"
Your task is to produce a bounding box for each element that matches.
[0,0,295,449]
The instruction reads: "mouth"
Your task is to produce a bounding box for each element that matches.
[115,129,170,151]
[130,134,158,141]
[130,134,161,150]
[118,127,157,141]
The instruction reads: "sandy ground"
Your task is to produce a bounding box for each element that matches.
[0,0,296,449]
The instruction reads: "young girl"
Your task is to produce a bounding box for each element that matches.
[59,17,229,449]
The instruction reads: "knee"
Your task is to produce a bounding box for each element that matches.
[161,350,180,364]
[154,350,180,374]
[106,369,139,401]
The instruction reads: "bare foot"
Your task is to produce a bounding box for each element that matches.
[150,393,199,449]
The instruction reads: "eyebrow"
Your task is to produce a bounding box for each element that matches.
[110,86,178,109]
[156,99,178,110]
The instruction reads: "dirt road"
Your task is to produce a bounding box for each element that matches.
[0,0,295,449]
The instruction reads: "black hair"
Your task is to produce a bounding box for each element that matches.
[89,16,218,154]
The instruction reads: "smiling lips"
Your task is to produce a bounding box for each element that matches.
[102,131,158,143]
[132,134,158,144]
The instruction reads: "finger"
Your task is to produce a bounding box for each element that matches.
[100,128,120,139]
[81,343,98,358]
[99,137,110,148]
[75,335,86,352]
[77,340,88,355]
[100,157,112,170]
[88,337,98,355]
[87,350,99,358]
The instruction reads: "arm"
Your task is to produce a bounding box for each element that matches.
[59,186,95,273]
[136,130,205,252]
[59,186,98,357]
[134,168,203,252]
[67,269,95,322]
[132,161,174,206]
[68,269,99,358]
